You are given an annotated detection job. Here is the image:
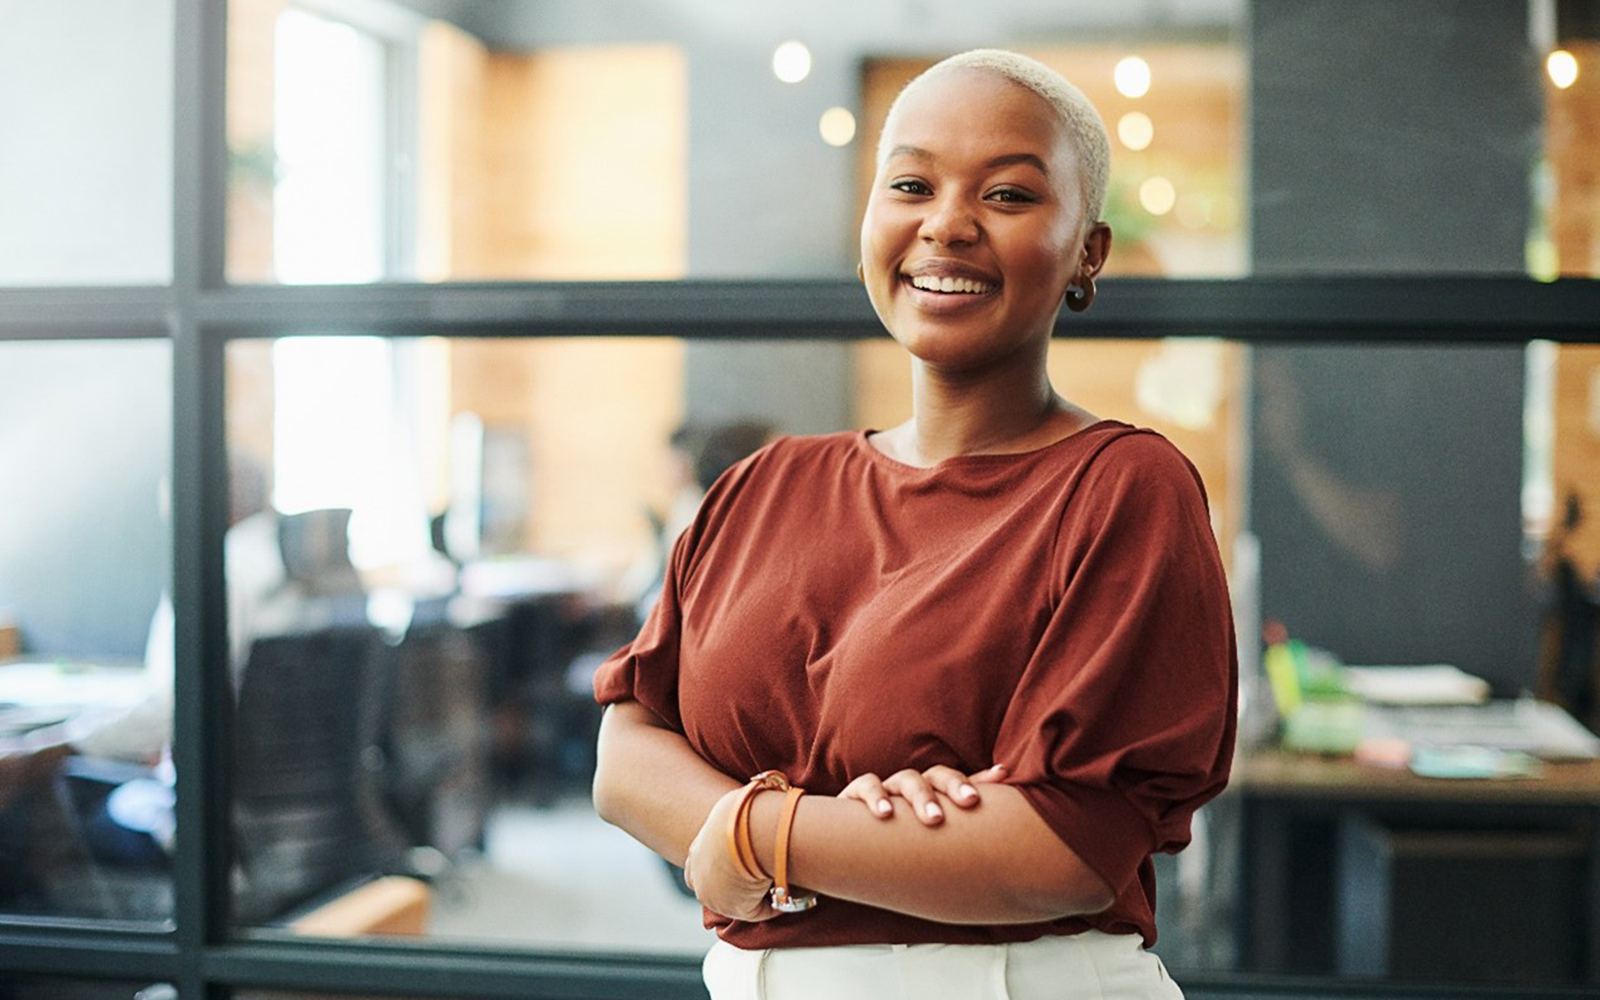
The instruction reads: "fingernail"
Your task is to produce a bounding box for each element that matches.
[925,803,942,820]
[876,800,892,815]
[958,784,978,800]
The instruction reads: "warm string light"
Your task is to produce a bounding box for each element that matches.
[772,41,811,84]
[1117,111,1153,151]
[1547,49,1579,89]
[818,107,856,147]
[1114,55,1151,98]
[1139,176,1176,216]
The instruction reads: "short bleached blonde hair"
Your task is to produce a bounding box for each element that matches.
[876,48,1112,222]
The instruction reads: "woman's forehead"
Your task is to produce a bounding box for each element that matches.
[881,69,1076,172]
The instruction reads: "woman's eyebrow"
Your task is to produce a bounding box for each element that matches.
[884,146,1049,177]
[886,144,933,162]
[984,152,1049,175]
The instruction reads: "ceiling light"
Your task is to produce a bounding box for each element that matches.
[1117,112,1153,151]
[819,107,856,147]
[773,41,811,84]
[1114,56,1151,98]
[1139,176,1176,216]
[1547,49,1579,89]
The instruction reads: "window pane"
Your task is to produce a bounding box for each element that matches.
[0,1,174,286]
[0,340,173,926]
[226,0,1247,283]
[227,0,1600,285]
[222,331,1595,986]
[225,336,702,948]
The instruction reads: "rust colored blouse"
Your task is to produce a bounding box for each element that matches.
[593,421,1237,950]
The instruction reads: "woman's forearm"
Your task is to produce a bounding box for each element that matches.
[595,702,1115,923]
[591,701,740,866]
[746,786,1115,924]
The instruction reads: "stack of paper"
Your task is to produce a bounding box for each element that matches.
[1342,664,1491,706]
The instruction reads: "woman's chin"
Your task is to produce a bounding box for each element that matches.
[889,327,1039,377]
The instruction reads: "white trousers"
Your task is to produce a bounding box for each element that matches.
[702,931,1184,1000]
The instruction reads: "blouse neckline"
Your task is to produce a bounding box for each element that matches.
[852,418,1127,475]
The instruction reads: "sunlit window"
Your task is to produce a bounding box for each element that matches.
[272,337,430,571]
[272,8,386,284]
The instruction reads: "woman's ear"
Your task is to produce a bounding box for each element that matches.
[1080,222,1113,279]
[1064,223,1113,313]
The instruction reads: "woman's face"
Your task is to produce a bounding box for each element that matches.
[860,68,1104,373]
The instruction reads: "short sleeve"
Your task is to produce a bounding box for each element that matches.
[591,523,694,730]
[994,432,1238,895]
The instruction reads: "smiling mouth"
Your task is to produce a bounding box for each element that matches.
[906,274,997,295]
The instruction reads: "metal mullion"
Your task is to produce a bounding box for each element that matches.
[0,928,178,982]
[201,938,705,1000]
[190,941,1600,1000]
[170,310,234,1000]
[172,3,235,1000]
[0,287,172,339]
[187,276,1600,343]
[1176,969,1600,1000]
[174,0,230,297]
[192,279,878,339]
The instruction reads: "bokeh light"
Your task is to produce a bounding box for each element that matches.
[819,107,856,147]
[1117,111,1154,151]
[1114,56,1152,98]
[1547,49,1579,90]
[1139,176,1176,216]
[772,41,812,84]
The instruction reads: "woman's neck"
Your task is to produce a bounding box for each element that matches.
[881,355,1092,467]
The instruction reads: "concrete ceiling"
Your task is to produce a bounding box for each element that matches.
[386,0,1242,53]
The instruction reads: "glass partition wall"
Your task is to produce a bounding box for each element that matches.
[3,1,1600,998]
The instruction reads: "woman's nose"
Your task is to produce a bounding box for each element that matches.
[919,195,979,247]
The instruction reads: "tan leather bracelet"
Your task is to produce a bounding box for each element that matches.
[726,770,788,880]
[769,784,818,913]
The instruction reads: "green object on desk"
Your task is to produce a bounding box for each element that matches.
[1282,697,1366,755]
[1264,641,1303,717]
[1410,745,1543,779]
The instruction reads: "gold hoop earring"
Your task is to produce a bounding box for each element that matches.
[856,262,865,284]
[1065,277,1095,313]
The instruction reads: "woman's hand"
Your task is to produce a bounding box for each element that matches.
[682,785,783,922]
[837,764,1006,826]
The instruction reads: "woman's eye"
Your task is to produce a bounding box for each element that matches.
[987,187,1037,204]
[889,178,931,196]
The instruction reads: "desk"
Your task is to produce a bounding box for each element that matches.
[0,659,147,753]
[1234,748,1600,985]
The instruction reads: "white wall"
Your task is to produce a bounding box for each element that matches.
[0,0,174,286]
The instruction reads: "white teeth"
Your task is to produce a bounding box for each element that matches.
[909,275,993,294]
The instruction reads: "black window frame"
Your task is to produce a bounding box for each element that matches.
[2,3,1600,999]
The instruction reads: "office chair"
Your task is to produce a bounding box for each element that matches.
[232,621,406,926]
[380,607,492,859]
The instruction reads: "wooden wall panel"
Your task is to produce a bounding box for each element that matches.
[447,340,684,575]
[1551,345,1600,579]
[226,0,285,282]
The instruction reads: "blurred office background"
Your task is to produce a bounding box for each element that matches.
[2,0,1599,998]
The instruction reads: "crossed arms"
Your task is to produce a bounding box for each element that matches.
[591,700,1115,925]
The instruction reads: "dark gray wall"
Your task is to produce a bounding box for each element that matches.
[681,41,861,434]
[0,341,171,657]
[1249,0,1540,276]
[1248,0,1542,693]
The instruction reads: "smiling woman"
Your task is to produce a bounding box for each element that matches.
[858,54,1112,459]
[592,50,1236,1000]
